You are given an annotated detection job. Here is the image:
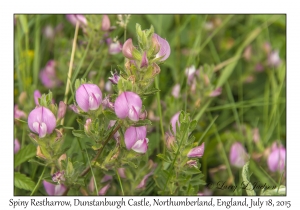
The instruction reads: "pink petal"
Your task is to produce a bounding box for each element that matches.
[140,51,148,68]
[28,107,56,136]
[132,138,148,153]
[98,183,110,195]
[34,90,41,106]
[187,142,205,158]
[114,92,142,119]
[153,33,171,61]
[124,126,147,150]
[170,112,180,134]
[229,142,248,167]
[101,15,110,31]
[122,39,134,59]
[14,139,20,154]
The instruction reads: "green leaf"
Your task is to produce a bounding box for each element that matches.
[14,172,36,191]
[133,119,152,127]
[103,109,118,120]
[242,161,256,196]
[14,144,36,167]
[184,167,202,175]
[143,88,160,96]
[72,130,86,138]
[157,154,171,163]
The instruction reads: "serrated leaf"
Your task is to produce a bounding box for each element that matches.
[72,130,86,138]
[189,120,197,131]
[14,172,36,191]
[157,154,171,163]
[133,119,152,127]
[14,144,36,167]
[103,109,118,120]
[143,88,160,96]
[242,161,256,196]
[184,167,201,175]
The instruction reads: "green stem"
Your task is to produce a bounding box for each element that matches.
[85,149,98,195]
[116,169,125,196]
[30,166,46,196]
[155,77,165,154]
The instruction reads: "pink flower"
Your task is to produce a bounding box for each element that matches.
[114,91,142,121]
[122,39,136,59]
[66,14,87,28]
[75,84,102,112]
[171,84,180,98]
[209,87,222,97]
[52,171,65,183]
[98,183,110,195]
[108,41,122,55]
[34,90,41,106]
[118,168,126,179]
[229,142,248,168]
[170,112,180,134]
[108,71,120,84]
[39,60,61,89]
[187,143,205,158]
[28,107,56,138]
[101,15,110,31]
[153,33,171,62]
[101,175,113,183]
[267,143,286,172]
[57,101,66,120]
[14,105,26,119]
[268,50,281,68]
[124,126,148,153]
[14,139,20,154]
[43,181,67,196]
[140,51,148,68]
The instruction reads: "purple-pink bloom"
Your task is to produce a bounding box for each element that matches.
[187,143,205,158]
[39,60,61,89]
[172,84,180,98]
[43,181,67,196]
[122,38,135,59]
[98,183,110,195]
[66,14,87,28]
[209,87,222,97]
[14,139,20,154]
[124,126,148,153]
[114,91,142,121]
[75,84,102,112]
[136,172,153,189]
[118,168,126,179]
[229,142,248,168]
[57,101,66,120]
[28,107,56,138]
[268,50,281,68]
[170,112,180,134]
[109,41,122,55]
[34,90,41,106]
[140,51,149,68]
[52,171,65,183]
[153,33,171,62]
[108,71,120,84]
[101,15,110,31]
[267,144,286,172]
[14,105,26,119]
[102,97,114,110]
[101,175,113,183]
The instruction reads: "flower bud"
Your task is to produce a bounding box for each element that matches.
[88,177,95,193]
[108,71,120,84]
[136,172,153,189]
[98,183,110,195]
[37,146,47,159]
[170,112,180,134]
[124,126,148,153]
[187,142,205,158]
[14,105,26,119]
[52,171,65,183]
[151,35,160,54]
[268,50,281,68]
[209,87,222,97]
[172,84,180,98]
[34,90,41,106]
[267,144,286,172]
[43,181,67,196]
[252,128,260,143]
[165,132,175,150]
[28,107,56,138]
[101,15,111,31]
[69,104,79,113]
[122,38,136,59]
[153,33,171,62]
[57,101,67,120]
[84,118,92,133]
[140,51,149,68]
[66,14,87,28]
[75,84,102,112]
[109,41,122,55]
[118,168,126,179]
[229,142,248,168]
[101,175,112,183]
[114,91,142,121]
[14,139,20,154]
[186,160,197,168]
